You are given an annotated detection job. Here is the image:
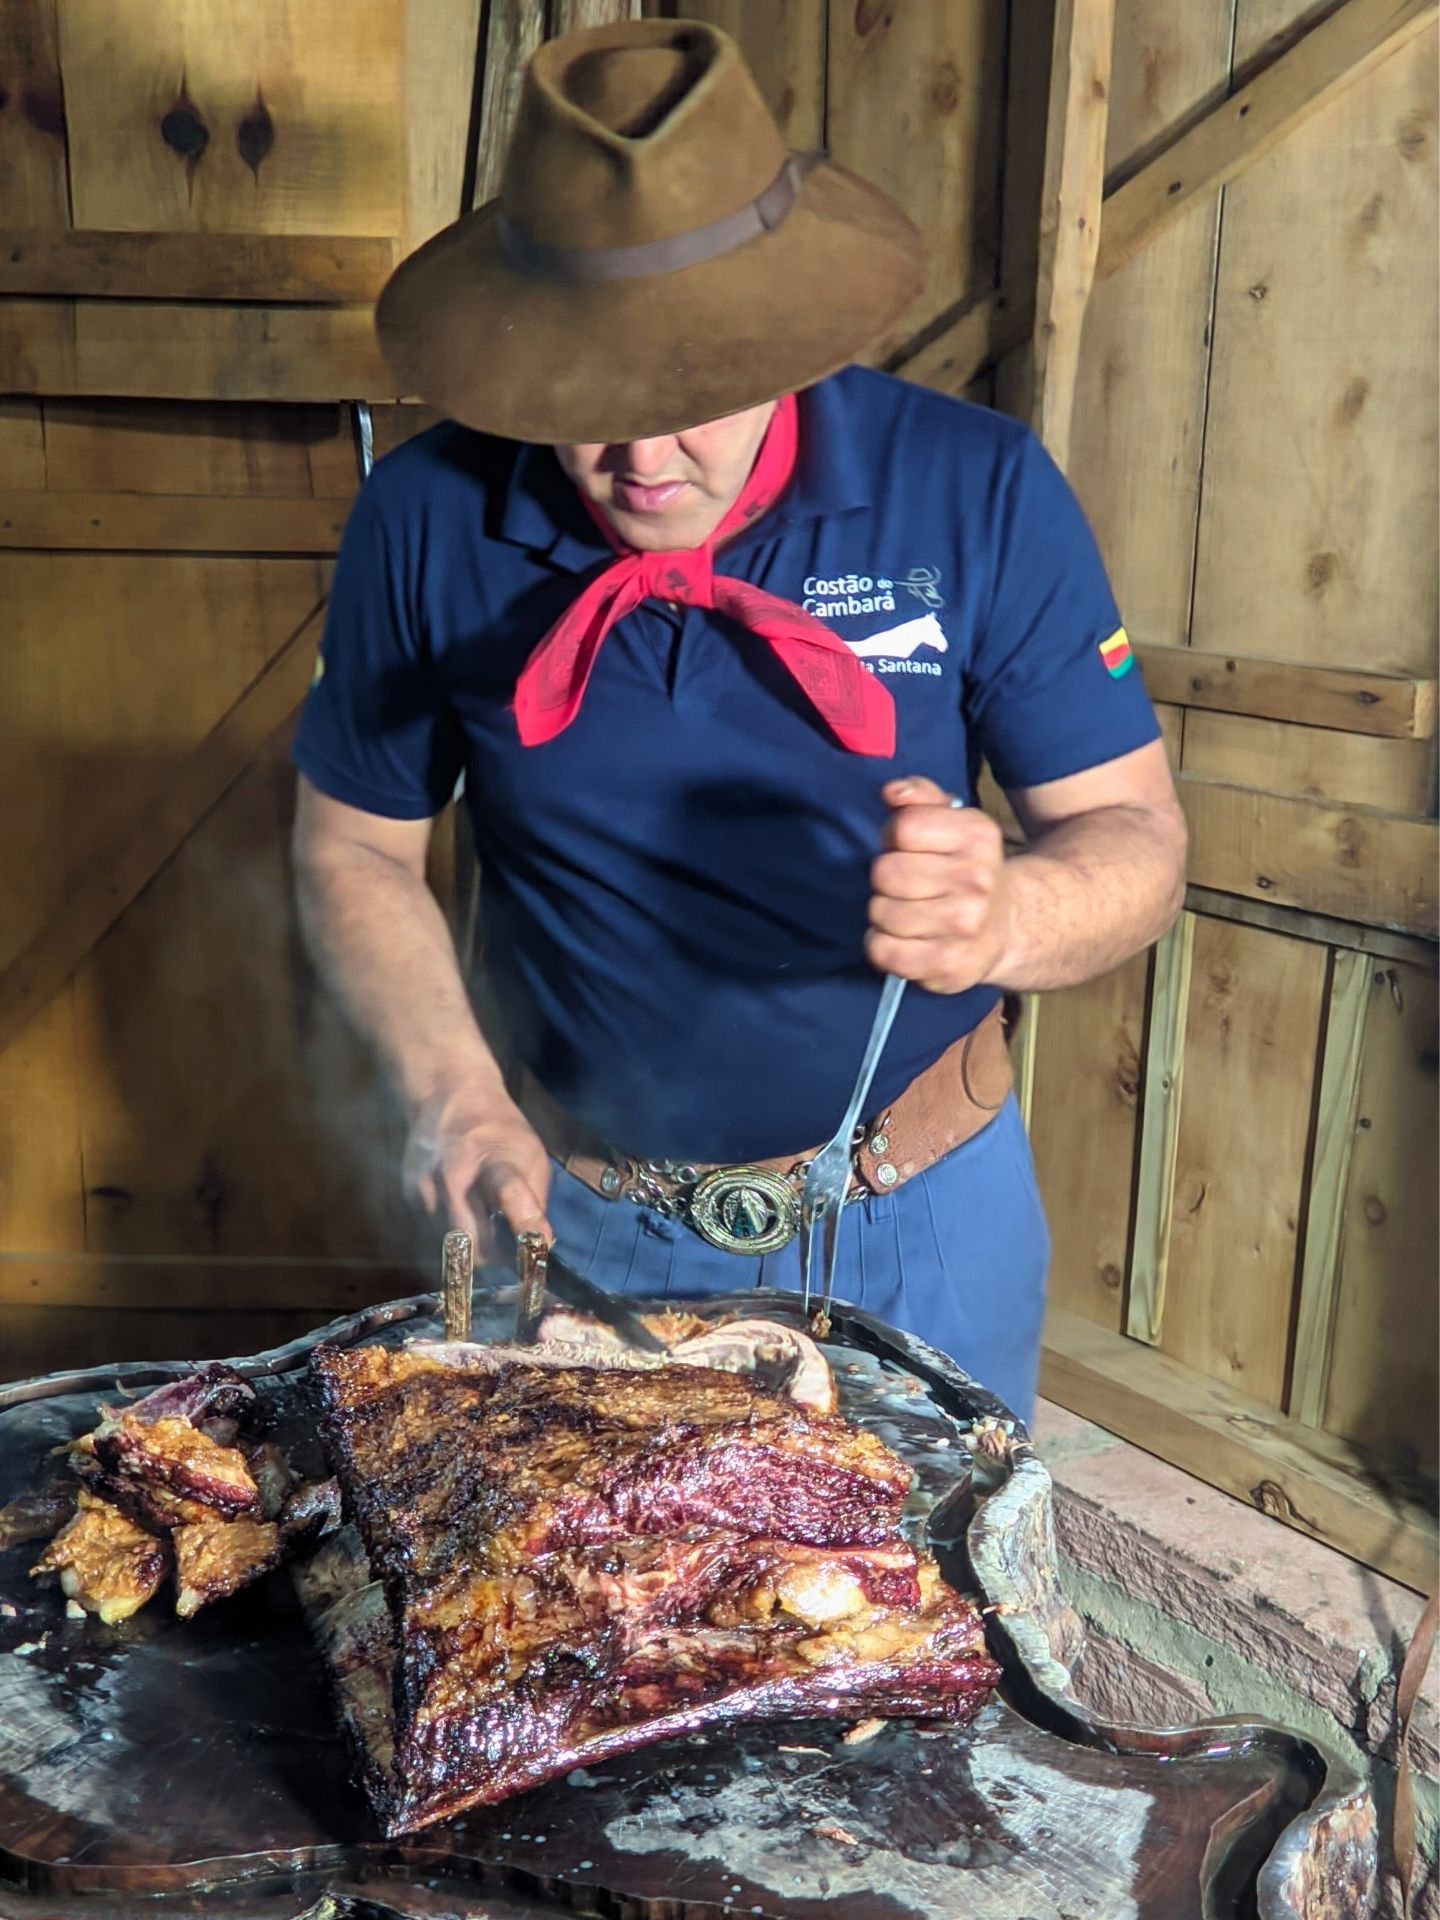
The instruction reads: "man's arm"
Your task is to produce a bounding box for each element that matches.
[292,778,551,1241]
[866,741,1187,995]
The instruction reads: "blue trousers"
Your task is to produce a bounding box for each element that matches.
[547,1095,1050,1424]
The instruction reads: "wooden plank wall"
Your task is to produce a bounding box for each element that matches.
[1028,0,1438,1588]
[1,0,1008,1379]
[1,0,1433,1589]
[0,0,484,1374]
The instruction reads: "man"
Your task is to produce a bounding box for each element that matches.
[292,18,1186,1420]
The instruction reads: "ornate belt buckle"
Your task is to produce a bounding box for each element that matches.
[688,1166,799,1255]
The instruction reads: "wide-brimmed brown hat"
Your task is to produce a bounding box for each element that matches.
[376,18,926,445]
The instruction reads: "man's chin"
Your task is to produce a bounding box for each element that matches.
[604,505,713,553]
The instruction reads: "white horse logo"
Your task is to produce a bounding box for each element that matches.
[844,612,949,661]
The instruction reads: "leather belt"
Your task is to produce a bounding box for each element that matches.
[517,1001,1014,1256]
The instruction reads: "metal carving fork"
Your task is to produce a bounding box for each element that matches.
[799,971,907,1336]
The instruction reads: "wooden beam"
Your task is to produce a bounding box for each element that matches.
[1183,885,1439,971]
[0,301,395,402]
[1097,0,1439,281]
[0,1254,413,1315]
[1289,950,1371,1427]
[548,0,643,27]
[0,491,352,553]
[0,231,398,303]
[1136,644,1437,740]
[1017,0,1117,464]
[403,0,486,253]
[472,3,548,207]
[889,286,1034,396]
[895,0,1438,395]
[1010,993,1041,1133]
[0,600,326,1053]
[1041,1306,1438,1594]
[1177,775,1440,937]
[1126,914,1195,1346]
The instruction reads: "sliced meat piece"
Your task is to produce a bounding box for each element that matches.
[407,1337,660,1377]
[640,1307,714,1346]
[293,1526,398,1798]
[670,1321,836,1415]
[244,1440,296,1520]
[92,1412,260,1518]
[108,1364,254,1429]
[278,1476,343,1545]
[412,1313,836,1415]
[172,1510,281,1618]
[70,1445,209,1533]
[0,1481,76,1550]
[30,1492,170,1624]
[534,1308,630,1352]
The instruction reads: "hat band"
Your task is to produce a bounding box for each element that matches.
[497,151,823,284]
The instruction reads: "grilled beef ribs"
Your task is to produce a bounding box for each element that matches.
[91,1411,261,1517]
[28,1365,322,1623]
[309,1341,998,1833]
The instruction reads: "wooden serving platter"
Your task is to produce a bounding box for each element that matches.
[0,1289,1376,1920]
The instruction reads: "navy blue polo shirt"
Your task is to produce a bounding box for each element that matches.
[294,368,1159,1162]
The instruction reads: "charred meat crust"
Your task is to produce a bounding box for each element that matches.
[31,1492,172,1624]
[91,1413,261,1518]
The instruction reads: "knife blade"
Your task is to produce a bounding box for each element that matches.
[508,1229,668,1355]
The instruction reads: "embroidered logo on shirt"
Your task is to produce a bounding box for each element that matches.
[1099,628,1134,679]
[844,613,949,671]
[802,574,899,618]
[898,565,945,610]
[311,650,325,687]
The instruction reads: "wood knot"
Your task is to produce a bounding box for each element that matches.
[21,88,66,141]
[1336,375,1370,425]
[1396,111,1429,161]
[929,61,961,116]
[1356,191,1384,236]
[236,90,275,178]
[1305,550,1337,593]
[160,78,209,174]
[1249,1479,1320,1532]
[853,0,893,35]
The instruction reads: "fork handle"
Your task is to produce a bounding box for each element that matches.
[838,972,907,1152]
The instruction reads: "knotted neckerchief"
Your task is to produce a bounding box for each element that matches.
[512,394,896,756]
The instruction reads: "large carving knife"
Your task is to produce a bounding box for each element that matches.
[512,1231,667,1354]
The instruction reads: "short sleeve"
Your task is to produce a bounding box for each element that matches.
[292,480,465,819]
[965,431,1160,790]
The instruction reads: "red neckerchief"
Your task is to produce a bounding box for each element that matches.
[512,395,896,756]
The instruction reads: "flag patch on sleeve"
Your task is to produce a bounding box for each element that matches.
[1098,628,1134,679]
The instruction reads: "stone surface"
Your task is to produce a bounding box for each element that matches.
[1030,1397,1439,1920]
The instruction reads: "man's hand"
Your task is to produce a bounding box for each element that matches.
[866,776,1010,995]
[402,1085,553,1247]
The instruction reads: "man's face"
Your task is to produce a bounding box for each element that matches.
[555,400,777,552]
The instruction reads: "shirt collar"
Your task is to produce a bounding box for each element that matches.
[495,371,870,573]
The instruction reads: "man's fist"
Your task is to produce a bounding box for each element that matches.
[866,775,1011,995]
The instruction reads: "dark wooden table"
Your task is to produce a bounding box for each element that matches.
[0,1291,1376,1919]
